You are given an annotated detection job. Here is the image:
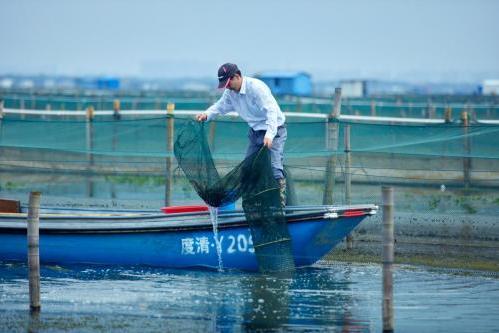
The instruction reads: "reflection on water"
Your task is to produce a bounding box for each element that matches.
[1,262,498,332]
[242,273,292,331]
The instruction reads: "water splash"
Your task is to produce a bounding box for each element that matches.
[208,206,224,272]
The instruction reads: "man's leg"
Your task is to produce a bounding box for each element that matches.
[270,127,287,207]
[246,127,287,206]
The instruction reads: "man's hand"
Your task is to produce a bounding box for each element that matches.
[263,137,273,149]
[196,113,208,122]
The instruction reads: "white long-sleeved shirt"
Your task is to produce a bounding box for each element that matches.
[204,76,285,141]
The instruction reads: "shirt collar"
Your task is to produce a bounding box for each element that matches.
[239,76,247,95]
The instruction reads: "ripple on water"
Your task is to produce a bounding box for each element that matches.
[1,262,498,332]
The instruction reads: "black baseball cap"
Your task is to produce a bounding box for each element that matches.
[217,63,239,88]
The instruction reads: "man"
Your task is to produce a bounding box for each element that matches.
[196,63,288,206]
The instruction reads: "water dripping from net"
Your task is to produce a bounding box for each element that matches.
[208,206,224,272]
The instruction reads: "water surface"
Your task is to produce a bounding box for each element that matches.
[1,262,498,332]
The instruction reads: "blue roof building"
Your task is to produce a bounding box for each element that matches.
[255,71,312,96]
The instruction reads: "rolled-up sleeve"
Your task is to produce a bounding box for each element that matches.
[205,91,234,121]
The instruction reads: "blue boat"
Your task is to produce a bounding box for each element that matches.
[0,205,377,271]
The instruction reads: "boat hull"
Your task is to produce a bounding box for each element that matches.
[0,206,376,271]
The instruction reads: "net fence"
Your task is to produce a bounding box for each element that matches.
[0,108,498,272]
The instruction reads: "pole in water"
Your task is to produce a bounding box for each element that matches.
[165,102,175,206]
[323,87,342,205]
[27,191,41,313]
[382,186,394,332]
[344,125,353,249]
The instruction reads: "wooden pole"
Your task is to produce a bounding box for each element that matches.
[208,121,217,152]
[426,100,435,119]
[113,99,121,120]
[444,106,452,123]
[0,100,4,141]
[382,186,394,333]
[296,97,302,113]
[461,109,471,189]
[370,99,376,117]
[27,191,41,313]
[86,106,95,197]
[323,88,342,205]
[112,100,120,153]
[344,125,353,249]
[165,102,175,206]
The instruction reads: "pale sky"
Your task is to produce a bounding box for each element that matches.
[1,0,498,82]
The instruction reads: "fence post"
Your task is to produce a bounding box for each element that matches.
[426,100,435,119]
[370,99,376,117]
[86,106,95,197]
[323,88,342,205]
[461,109,471,189]
[113,99,121,120]
[344,125,353,249]
[165,103,175,206]
[444,105,452,123]
[27,191,41,313]
[208,121,217,152]
[382,186,394,333]
[0,100,4,140]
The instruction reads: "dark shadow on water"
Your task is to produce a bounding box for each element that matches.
[242,272,293,332]
[239,267,371,332]
[28,310,40,333]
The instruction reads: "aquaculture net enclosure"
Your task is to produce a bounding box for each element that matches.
[0,105,498,271]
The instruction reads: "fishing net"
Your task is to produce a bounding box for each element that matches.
[173,120,295,273]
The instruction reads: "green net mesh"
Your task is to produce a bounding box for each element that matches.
[173,120,295,272]
[1,95,499,272]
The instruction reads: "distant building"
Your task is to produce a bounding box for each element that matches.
[255,71,312,96]
[96,77,120,90]
[340,80,367,98]
[479,80,499,95]
[73,77,120,90]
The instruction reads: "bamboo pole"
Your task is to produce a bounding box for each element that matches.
[370,99,376,117]
[444,106,452,123]
[165,102,175,206]
[426,100,435,119]
[344,125,353,249]
[113,99,121,120]
[27,191,41,313]
[86,106,95,197]
[461,109,471,189]
[208,121,217,152]
[382,186,394,333]
[0,100,4,140]
[112,100,120,153]
[323,88,342,205]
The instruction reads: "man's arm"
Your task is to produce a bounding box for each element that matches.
[196,90,234,122]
